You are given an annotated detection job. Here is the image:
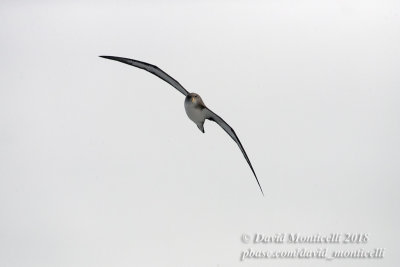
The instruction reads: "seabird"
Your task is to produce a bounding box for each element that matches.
[99,56,264,195]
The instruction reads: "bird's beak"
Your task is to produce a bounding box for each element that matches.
[191,97,195,103]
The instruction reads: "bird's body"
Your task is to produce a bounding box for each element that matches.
[100,55,264,195]
[184,93,206,133]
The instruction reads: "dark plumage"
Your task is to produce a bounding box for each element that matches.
[100,55,264,195]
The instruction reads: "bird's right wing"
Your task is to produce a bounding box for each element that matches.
[100,56,189,96]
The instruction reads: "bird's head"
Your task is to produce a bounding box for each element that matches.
[188,93,205,106]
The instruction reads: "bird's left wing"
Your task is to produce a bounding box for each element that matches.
[204,108,264,195]
[100,56,189,96]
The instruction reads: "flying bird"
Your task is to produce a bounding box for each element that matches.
[100,56,264,195]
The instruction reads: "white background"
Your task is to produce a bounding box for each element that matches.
[1,1,399,266]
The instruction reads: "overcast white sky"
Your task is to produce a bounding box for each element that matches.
[0,1,399,266]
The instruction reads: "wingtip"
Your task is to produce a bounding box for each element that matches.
[252,172,264,196]
[258,185,265,196]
